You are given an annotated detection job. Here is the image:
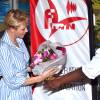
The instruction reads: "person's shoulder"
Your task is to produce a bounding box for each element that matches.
[0,42,11,59]
[0,40,9,48]
[0,40,10,55]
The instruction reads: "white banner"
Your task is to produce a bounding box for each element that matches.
[30,0,92,100]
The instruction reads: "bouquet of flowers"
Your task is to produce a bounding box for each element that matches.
[30,41,67,75]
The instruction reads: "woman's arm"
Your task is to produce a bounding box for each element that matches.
[24,67,58,85]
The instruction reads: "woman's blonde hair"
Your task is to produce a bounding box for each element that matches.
[4,9,27,29]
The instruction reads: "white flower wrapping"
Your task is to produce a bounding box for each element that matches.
[32,41,67,75]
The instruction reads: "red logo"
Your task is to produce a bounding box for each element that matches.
[67,0,77,14]
[35,0,88,46]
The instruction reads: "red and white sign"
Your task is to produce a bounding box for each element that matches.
[35,0,88,45]
[30,0,92,100]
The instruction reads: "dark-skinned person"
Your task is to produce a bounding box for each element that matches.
[44,48,100,91]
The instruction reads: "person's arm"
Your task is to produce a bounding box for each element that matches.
[57,68,88,84]
[44,49,100,91]
[44,67,89,91]
[0,45,58,89]
[24,67,58,85]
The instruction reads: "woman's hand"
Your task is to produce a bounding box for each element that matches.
[41,67,58,81]
[24,67,59,85]
[27,66,32,72]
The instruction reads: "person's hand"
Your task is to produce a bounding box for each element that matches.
[43,76,64,91]
[27,66,32,72]
[41,67,59,81]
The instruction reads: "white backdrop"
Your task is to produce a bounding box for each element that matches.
[30,0,92,100]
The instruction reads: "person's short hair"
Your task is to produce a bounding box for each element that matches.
[4,9,27,29]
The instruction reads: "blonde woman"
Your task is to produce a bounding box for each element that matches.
[0,9,57,100]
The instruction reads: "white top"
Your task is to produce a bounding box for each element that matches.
[82,48,100,79]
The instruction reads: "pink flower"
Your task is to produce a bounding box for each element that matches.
[50,53,57,60]
[34,52,42,59]
[34,58,43,65]
[30,52,43,66]
[30,44,66,68]
[56,46,66,55]
[43,50,49,58]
